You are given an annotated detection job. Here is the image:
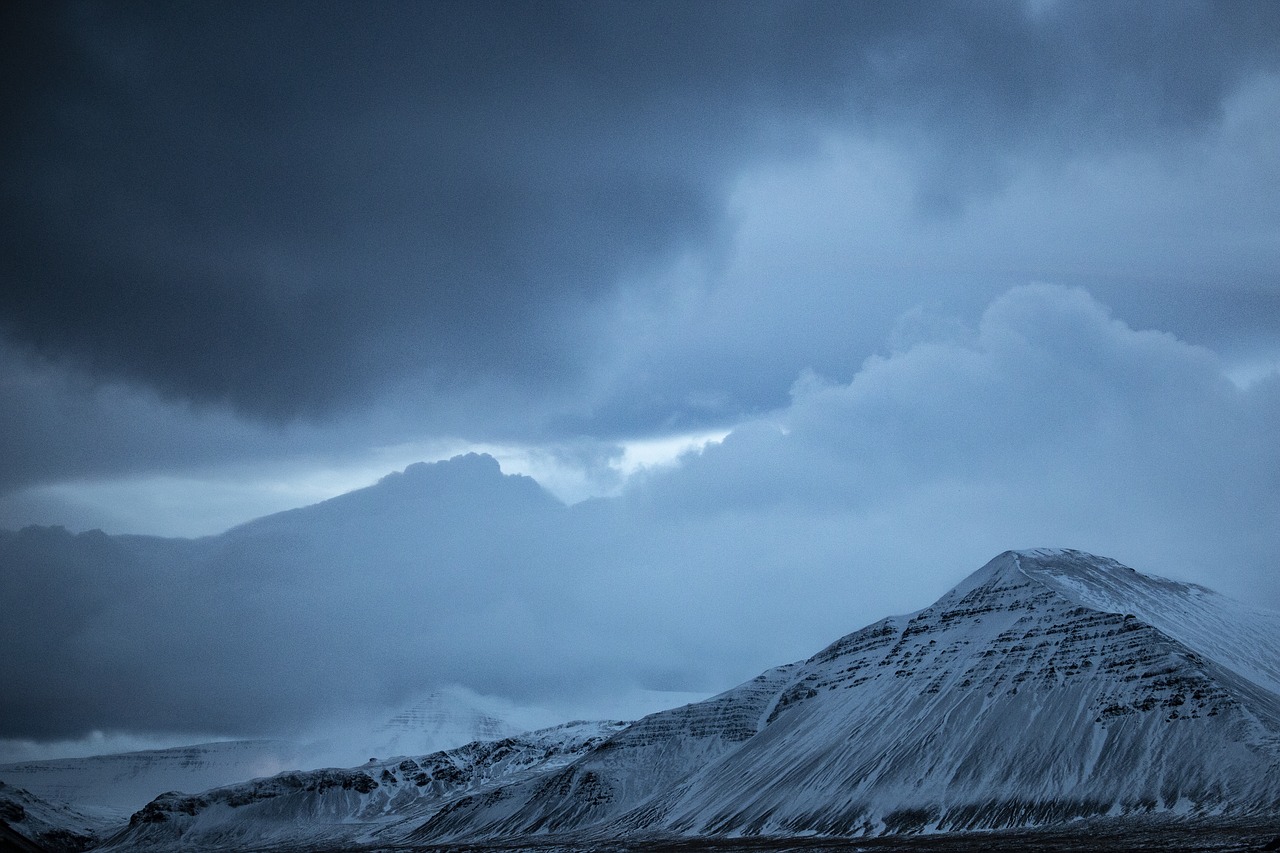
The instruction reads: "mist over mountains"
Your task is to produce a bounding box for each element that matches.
[6,548,1271,852]
[5,287,1280,755]
[0,452,727,750]
[0,686,569,819]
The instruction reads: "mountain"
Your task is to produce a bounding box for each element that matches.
[0,687,545,819]
[0,781,107,852]
[101,549,1280,850]
[415,549,1280,840]
[0,740,308,818]
[215,452,561,556]
[0,453,568,781]
[365,686,544,762]
[96,720,626,852]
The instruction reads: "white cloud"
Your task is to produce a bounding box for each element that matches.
[633,285,1279,606]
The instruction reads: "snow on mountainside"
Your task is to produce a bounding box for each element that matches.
[0,687,540,819]
[1013,548,1280,695]
[413,550,1280,842]
[0,781,107,851]
[97,720,626,852]
[102,550,1280,850]
[0,740,307,816]
[614,550,1280,837]
[409,664,801,843]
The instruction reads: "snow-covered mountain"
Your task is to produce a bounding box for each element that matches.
[415,549,1280,840]
[0,740,307,818]
[96,720,626,851]
[0,781,108,852]
[0,687,543,820]
[364,685,545,762]
[99,550,1280,849]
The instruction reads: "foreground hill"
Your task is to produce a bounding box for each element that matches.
[96,721,625,851]
[0,781,107,852]
[103,549,1280,850]
[0,685,547,819]
[0,740,306,818]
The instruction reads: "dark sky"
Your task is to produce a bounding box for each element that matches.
[1,1,1279,756]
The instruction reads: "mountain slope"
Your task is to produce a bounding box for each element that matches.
[105,550,1280,849]
[0,740,307,817]
[0,781,107,852]
[98,720,625,851]
[620,550,1280,836]
[410,664,799,841]
[416,549,1280,841]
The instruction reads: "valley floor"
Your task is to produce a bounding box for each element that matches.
[305,819,1280,853]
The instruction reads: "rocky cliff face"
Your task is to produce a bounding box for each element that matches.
[103,550,1280,850]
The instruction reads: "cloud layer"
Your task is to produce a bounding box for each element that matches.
[3,286,1276,744]
[3,2,1278,452]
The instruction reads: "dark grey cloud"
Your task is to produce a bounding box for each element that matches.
[3,1,1277,440]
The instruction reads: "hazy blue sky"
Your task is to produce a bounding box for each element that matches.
[2,1,1279,755]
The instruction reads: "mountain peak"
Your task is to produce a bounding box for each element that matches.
[226,453,560,538]
[955,548,1194,606]
[1012,547,1148,580]
[385,452,502,484]
[956,548,1280,696]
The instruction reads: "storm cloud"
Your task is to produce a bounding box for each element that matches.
[3,1,1278,435]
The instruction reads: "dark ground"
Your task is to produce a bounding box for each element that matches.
[334,819,1280,853]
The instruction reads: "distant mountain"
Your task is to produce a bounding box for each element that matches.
[365,685,542,762]
[0,740,307,817]
[0,453,567,767]
[219,452,560,545]
[99,550,1280,850]
[0,781,106,852]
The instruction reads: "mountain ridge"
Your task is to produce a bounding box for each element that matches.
[222,453,561,539]
[0,685,551,817]
[463,549,1278,840]
[95,720,627,852]
[97,549,1280,850]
